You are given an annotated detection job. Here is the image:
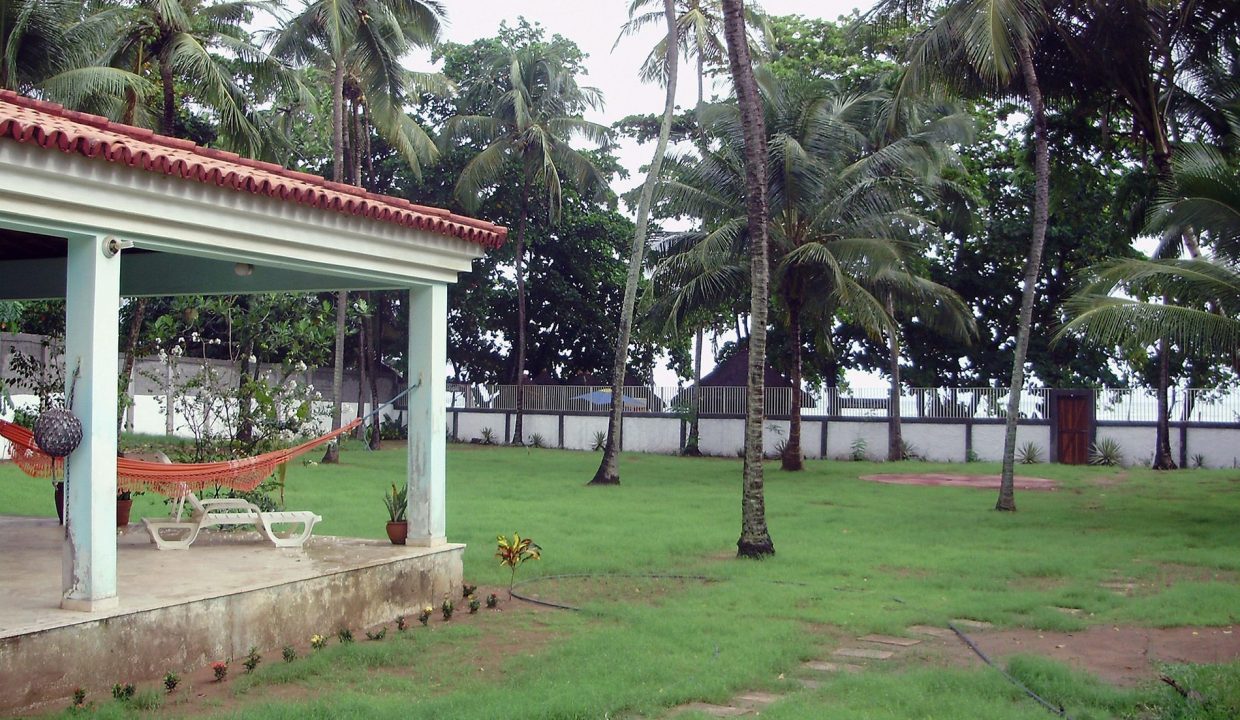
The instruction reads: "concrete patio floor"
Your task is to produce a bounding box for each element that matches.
[0,516,463,712]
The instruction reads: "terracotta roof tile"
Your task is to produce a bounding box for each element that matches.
[0,90,507,249]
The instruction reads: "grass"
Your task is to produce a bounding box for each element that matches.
[3,444,1239,718]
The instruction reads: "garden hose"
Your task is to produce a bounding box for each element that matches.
[508,572,716,611]
[948,621,1073,719]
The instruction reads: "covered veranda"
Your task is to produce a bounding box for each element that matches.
[0,91,504,709]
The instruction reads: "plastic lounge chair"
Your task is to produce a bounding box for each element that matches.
[142,491,321,550]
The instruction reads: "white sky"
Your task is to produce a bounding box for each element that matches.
[406,1,877,386]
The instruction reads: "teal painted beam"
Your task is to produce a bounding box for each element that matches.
[0,255,398,300]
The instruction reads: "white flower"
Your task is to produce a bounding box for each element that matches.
[191,332,200,342]
[171,345,184,357]
[248,355,258,365]
[296,361,308,372]
[158,349,168,362]
[177,336,185,344]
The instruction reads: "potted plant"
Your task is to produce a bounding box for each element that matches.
[384,483,408,545]
[116,490,134,527]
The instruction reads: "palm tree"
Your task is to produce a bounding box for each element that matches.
[445,44,610,446]
[869,0,1053,511]
[617,0,762,448]
[1060,143,1240,377]
[1043,0,1238,469]
[653,73,967,471]
[720,0,773,558]
[274,0,445,461]
[98,0,287,154]
[2,1,152,118]
[591,0,679,486]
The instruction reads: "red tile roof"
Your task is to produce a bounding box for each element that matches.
[0,91,507,249]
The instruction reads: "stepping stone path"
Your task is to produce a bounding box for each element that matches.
[664,627,940,718]
[951,619,994,630]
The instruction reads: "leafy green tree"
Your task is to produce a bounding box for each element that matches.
[443,24,610,444]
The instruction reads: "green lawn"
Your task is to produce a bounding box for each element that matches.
[4,443,1239,719]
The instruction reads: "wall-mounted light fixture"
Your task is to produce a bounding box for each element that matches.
[234,262,255,277]
[102,236,134,258]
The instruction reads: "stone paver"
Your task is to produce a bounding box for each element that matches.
[1054,606,1084,616]
[735,692,782,707]
[797,678,823,689]
[1100,581,1137,594]
[951,619,993,630]
[832,647,894,660]
[860,634,922,647]
[908,625,955,639]
[803,660,863,673]
[674,703,751,718]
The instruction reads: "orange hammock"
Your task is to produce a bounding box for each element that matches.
[1,417,363,495]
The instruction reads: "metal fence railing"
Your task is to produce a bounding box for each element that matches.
[447,384,1240,423]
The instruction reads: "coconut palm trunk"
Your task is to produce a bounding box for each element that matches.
[997,40,1050,512]
[722,0,774,558]
[591,0,679,485]
[886,293,903,461]
[322,58,349,464]
[781,287,804,471]
[511,171,531,446]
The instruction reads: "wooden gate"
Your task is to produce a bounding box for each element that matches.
[1052,391,1094,465]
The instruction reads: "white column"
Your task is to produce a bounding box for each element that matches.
[62,235,121,610]
[407,283,447,546]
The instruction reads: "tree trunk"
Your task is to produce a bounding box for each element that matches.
[1153,339,1177,469]
[997,41,1051,512]
[355,315,368,440]
[687,327,703,454]
[117,297,148,435]
[723,0,774,559]
[322,59,348,464]
[511,172,530,445]
[160,54,176,136]
[369,292,383,450]
[591,0,679,486]
[780,290,803,471]
[886,294,903,462]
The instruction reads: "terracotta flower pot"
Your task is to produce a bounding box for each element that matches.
[54,483,64,525]
[386,521,408,545]
[116,498,133,528]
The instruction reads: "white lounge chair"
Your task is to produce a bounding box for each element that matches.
[142,491,321,550]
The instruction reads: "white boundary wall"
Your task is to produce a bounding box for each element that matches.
[446,410,1240,468]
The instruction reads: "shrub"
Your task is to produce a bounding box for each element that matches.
[71,688,86,707]
[441,597,455,620]
[282,646,297,663]
[365,627,387,641]
[111,683,135,701]
[592,430,607,451]
[337,627,354,643]
[850,437,868,462]
[211,661,228,682]
[528,433,546,449]
[395,615,407,632]
[163,671,179,693]
[243,646,261,674]
[469,597,481,614]
[479,427,496,445]
[486,592,499,609]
